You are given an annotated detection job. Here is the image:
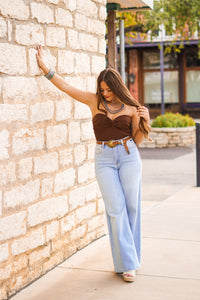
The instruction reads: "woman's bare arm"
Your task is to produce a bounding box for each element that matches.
[132,106,150,146]
[36,45,97,107]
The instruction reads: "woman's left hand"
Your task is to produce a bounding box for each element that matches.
[137,106,150,122]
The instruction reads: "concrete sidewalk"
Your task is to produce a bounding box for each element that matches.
[11,148,200,300]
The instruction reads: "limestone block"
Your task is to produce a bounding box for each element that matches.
[87,142,96,160]
[87,214,105,232]
[47,0,59,3]
[7,20,12,41]
[92,55,105,74]
[86,75,97,92]
[74,13,87,30]
[75,53,90,74]
[85,181,99,201]
[0,129,9,160]
[0,0,29,20]
[0,285,7,300]
[0,104,27,124]
[34,152,58,175]
[98,197,105,213]
[31,2,54,24]
[0,17,7,37]
[60,213,76,235]
[68,121,81,144]
[0,243,9,263]
[99,38,106,54]
[46,27,66,48]
[46,124,68,149]
[74,101,91,119]
[78,161,95,183]
[17,157,33,181]
[81,121,95,141]
[58,50,75,74]
[3,77,39,103]
[67,29,80,50]
[0,43,26,75]
[88,19,105,36]
[76,202,96,224]
[15,24,44,46]
[69,186,86,210]
[41,177,54,198]
[36,76,62,100]
[28,195,69,227]
[0,77,2,97]
[30,100,54,123]
[0,161,16,187]
[79,33,98,52]
[95,0,106,3]
[55,8,73,27]
[59,147,73,167]
[12,254,28,274]
[43,251,63,272]
[77,0,98,17]
[0,211,26,242]
[0,263,12,281]
[11,228,45,255]
[12,128,44,155]
[56,98,73,121]
[46,220,59,241]
[99,4,107,20]
[65,75,86,91]
[60,0,76,11]
[54,168,75,193]
[74,144,86,166]
[0,191,2,216]
[70,224,86,241]
[29,245,50,266]
[4,179,40,209]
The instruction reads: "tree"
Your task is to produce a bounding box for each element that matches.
[116,0,200,55]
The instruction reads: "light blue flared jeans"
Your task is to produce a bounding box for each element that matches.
[95,138,142,273]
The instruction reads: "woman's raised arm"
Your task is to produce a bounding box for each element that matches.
[36,45,97,107]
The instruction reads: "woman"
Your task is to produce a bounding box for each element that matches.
[36,45,151,282]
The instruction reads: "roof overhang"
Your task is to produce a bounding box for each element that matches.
[107,0,153,11]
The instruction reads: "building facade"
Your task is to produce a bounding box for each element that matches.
[126,41,200,118]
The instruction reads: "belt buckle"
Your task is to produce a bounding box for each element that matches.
[108,140,116,148]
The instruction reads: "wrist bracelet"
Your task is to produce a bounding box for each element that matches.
[45,69,55,80]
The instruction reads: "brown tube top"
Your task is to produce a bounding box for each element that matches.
[92,113,132,141]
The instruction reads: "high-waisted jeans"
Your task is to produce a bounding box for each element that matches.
[95,138,142,273]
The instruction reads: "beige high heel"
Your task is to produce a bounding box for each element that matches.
[123,270,136,282]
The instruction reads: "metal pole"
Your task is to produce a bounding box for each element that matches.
[160,41,165,115]
[196,123,200,187]
[119,19,125,82]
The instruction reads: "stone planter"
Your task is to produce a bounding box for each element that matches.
[139,126,196,148]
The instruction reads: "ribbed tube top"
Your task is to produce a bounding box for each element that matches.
[92,113,132,141]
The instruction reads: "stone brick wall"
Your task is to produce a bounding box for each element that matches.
[0,1,106,298]
[139,126,196,148]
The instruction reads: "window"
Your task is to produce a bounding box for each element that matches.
[143,51,178,70]
[186,71,200,103]
[144,71,178,104]
[143,50,179,105]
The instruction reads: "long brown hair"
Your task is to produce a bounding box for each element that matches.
[97,68,151,139]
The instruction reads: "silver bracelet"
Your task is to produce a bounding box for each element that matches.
[45,69,55,80]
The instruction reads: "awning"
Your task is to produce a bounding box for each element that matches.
[107,0,153,10]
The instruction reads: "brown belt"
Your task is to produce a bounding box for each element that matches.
[97,136,131,154]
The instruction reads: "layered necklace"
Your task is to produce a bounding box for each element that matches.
[103,98,124,114]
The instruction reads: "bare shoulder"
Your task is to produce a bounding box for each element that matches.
[127,105,138,118]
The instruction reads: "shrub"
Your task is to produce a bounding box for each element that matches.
[151,112,195,128]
